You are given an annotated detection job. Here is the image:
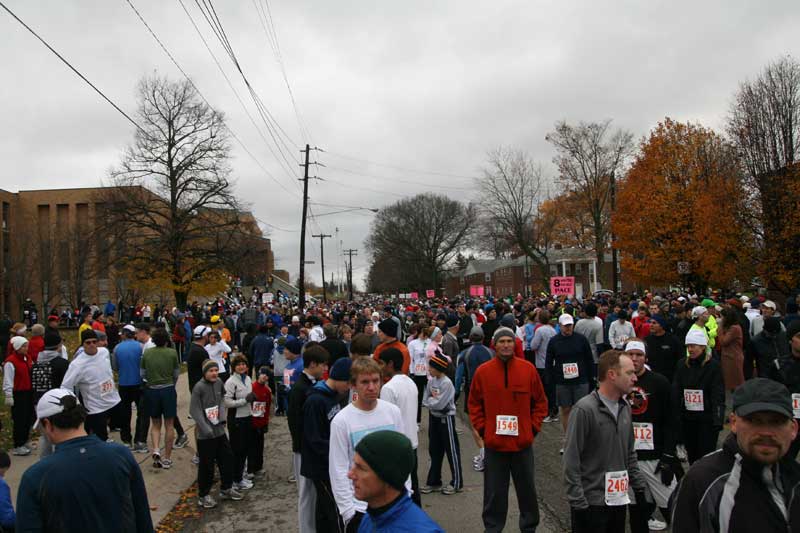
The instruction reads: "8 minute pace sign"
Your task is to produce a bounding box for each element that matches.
[549,276,575,297]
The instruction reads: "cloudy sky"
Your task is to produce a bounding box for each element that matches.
[2,0,799,289]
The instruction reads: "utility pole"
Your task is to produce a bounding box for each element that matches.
[298,144,323,310]
[311,233,332,303]
[610,170,619,293]
[343,248,358,301]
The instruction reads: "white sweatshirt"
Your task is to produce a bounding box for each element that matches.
[380,374,419,449]
[407,338,430,376]
[61,347,121,414]
[328,399,405,523]
[609,320,636,350]
[205,340,231,371]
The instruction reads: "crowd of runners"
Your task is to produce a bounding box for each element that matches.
[1,286,800,531]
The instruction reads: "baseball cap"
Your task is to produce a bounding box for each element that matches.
[34,389,80,429]
[558,314,574,326]
[193,325,211,338]
[691,306,707,319]
[733,378,793,419]
[122,324,137,334]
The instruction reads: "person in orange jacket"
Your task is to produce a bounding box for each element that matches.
[469,326,548,533]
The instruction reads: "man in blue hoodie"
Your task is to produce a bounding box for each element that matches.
[111,325,148,453]
[301,358,352,532]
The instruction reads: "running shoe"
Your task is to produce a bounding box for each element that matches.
[236,479,254,490]
[174,434,189,449]
[219,487,244,501]
[11,446,30,456]
[648,518,667,531]
[243,472,255,481]
[161,458,173,470]
[198,495,217,509]
[133,442,149,454]
[543,416,554,423]
[152,453,162,469]
[473,458,485,472]
[420,485,442,494]
[550,414,560,422]
[441,485,463,495]
[287,474,296,483]
[191,454,200,465]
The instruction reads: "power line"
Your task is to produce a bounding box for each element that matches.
[326,164,474,191]
[0,0,146,135]
[127,0,300,199]
[325,150,477,181]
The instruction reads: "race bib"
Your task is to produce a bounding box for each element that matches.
[431,387,440,398]
[633,422,654,450]
[99,379,115,397]
[251,401,266,418]
[793,393,800,419]
[495,415,519,436]
[205,405,220,425]
[283,368,294,387]
[683,389,704,411]
[414,362,427,374]
[605,470,630,506]
[562,362,579,380]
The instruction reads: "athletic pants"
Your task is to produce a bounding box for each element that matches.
[412,375,427,424]
[293,452,317,533]
[411,448,421,506]
[484,446,539,533]
[85,405,115,442]
[11,390,34,448]
[312,478,344,533]
[682,419,719,464]
[197,434,234,497]
[571,505,626,533]
[426,413,462,490]
[228,415,256,483]
[118,385,148,444]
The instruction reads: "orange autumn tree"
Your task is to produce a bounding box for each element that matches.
[612,118,755,291]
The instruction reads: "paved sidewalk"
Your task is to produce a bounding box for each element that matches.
[5,372,198,526]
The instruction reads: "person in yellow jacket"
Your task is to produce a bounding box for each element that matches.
[210,315,232,344]
[700,299,719,350]
[689,305,716,358]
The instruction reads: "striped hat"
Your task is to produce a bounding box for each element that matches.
[429,353,449,373]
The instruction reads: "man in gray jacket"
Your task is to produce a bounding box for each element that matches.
[563,350,648,533]
[190,359,243,508]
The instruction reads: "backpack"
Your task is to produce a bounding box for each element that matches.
[31,361,54,402]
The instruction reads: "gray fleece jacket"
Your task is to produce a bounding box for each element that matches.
[563,390,647,508]
[422,375,455,417]
[190,378,228,440]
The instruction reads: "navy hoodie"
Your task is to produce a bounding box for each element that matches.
[301,381,343,480]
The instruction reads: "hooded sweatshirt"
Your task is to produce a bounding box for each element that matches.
[190,377,228,440]
[61,347,121,414]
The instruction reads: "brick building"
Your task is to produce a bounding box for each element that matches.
[0,186,275,318]
[445,247,632,299]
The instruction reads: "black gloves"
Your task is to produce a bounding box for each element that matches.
[245,392,256,403]
[656,454,678,486]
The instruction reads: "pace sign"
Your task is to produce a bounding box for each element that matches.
[549,276,575,297]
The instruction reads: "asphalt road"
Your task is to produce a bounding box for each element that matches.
[180,399,680,532]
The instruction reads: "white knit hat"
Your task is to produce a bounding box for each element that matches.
[685,329,708,346]
[10,336,29,352]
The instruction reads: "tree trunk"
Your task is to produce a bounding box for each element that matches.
[174,289,189,311]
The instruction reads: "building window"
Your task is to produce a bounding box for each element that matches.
[575,263,582,274]
[550,265,558,276]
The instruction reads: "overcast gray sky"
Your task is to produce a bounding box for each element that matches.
[2,0,799,289]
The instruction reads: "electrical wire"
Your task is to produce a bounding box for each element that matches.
[126,0,300,199]
[0,0,146,135]
[326,164,474,191]
[325,150,477,181]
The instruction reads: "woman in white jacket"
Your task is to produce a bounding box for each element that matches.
[224,355,256,491]
[205,331,232,381]
[407,326,432,424]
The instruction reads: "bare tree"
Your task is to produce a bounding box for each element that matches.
[727,55,800,294]
[545,120,634,277]
[365,193,475,292]
[101,75,257,309]
[476,147,550,282]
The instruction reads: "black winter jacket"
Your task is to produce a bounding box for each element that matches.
[300,381,343,480]
[672,433,800,533]
[671,356,725,439]
[287,371,315,453]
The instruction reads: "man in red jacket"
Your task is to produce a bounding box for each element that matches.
[469,326,548,533]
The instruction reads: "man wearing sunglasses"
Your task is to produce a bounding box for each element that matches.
[61,329,121,441]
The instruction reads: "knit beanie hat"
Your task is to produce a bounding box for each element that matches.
[685,329,708,346]
[492,326,516,344]
[764,317,783,335]
[329,357,352,381]
[469,326,485,342]
[787,319,800,341]
[10,336,28,352]
[44,331,62,350]
[355,430,413,491]
[202,359,219,375]
[500,313,516,329]
[285,339,304,355]
[80,329,98,343]
[429,353,449,373]
[31,324,45,336]
[378,318,398,338]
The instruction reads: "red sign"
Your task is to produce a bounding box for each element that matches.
[549,276,575,296]
[469,285,485,297]
[426,289,435,298]
[409,292,419,299]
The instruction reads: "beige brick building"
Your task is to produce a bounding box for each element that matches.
[0,186,274,318]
